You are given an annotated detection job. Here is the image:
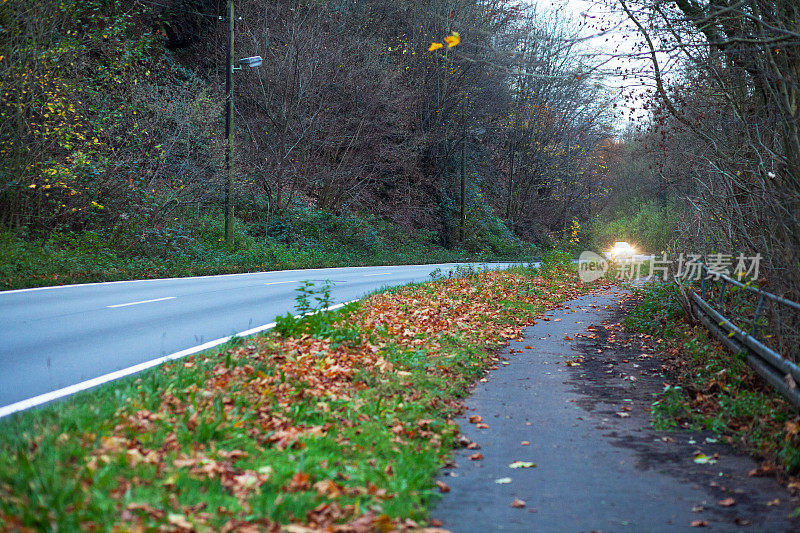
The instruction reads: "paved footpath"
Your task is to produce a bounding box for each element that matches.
[434,287,798,532]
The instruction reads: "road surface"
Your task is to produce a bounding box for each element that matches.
[434,287,797,531]
[0,262,519,416]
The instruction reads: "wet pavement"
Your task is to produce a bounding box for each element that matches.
[433,287,798,532]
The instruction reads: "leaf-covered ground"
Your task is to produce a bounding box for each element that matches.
[0,265,597,531]
[625,283,800,483]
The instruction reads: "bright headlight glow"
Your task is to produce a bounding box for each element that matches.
[609,242,635,257]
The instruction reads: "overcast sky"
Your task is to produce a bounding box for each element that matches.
[531,0,653,128]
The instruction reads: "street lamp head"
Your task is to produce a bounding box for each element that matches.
[238,56,263,68]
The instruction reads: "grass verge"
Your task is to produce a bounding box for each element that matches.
[1,207,538,291]
[0,264,594,530]
[626,283,800,479]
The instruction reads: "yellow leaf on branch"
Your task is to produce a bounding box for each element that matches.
[444,31,460,48]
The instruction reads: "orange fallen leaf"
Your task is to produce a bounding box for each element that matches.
[435,480,451,493]
[287,471,311,492]
[521,441,530,446]
[313,479,344,498]
[718,497,736,507]
[510,498,526,508]
[187,411,199,430]
[469,453,484,460]
[468,415,482,424]
[691,520,709,527]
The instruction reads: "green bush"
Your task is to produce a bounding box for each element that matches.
[588,200,674,255]
[1,200,539,290]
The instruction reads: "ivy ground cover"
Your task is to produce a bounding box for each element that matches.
[0,265,597,531]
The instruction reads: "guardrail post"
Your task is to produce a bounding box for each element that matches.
[753,294,766,337]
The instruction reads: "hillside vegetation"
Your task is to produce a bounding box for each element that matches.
[0,0,615,288]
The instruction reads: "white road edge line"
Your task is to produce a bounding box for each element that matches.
[364,273,391,277]
[107,296,176,308]
[0,300,357,419]
[264,280,299,285]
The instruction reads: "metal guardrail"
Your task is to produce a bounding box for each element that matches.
[688,264,800,409]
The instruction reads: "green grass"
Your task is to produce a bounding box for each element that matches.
[0,308,449,528]
[1,207,539,291]
[0,265,588,529]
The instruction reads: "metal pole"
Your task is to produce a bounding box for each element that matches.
[459,102,466,243]
[460,136,466,243]
[506,138,514,227]
[224,0,235,247]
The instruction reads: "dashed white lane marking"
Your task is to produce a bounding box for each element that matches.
[265,280,299,285]
[364,273,391,277]
[0,301,356,419]
[107,296,176,308]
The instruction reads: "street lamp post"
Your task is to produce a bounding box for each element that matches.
[224,0,235,247]
[222,0,262,247]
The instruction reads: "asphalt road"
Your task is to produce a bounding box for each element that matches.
[0,262,520,416]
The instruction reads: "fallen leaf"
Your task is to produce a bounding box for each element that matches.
[509,461,536,469]
[748,464,774,477]
[476,423,490,429]
[693,453,717,465]
[372,514,394,532]
[468,415,482,424]
[521,441,530,446]
[168,514,193,530]
[766,498,780,506]
[495,477,512,484]
[466,442,480,450]
[186,411,199,431]
[287,471,311,492]
[616,412,630,418]
[718,497,736,507]
[435,480,450,493]
[691,519,709,527]
[469,453,484,461]
[511,498,526,508]
[313,479,344,498]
